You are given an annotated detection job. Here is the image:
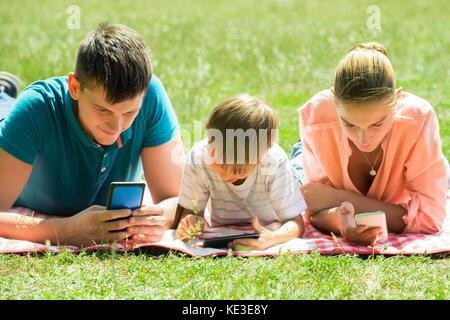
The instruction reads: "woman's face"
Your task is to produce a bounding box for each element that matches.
[335,99,396,153]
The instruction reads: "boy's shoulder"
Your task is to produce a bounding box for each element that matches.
[186,138,210,166]
[259,143,289,171]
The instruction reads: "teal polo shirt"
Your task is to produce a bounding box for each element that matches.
[0,75,179,216]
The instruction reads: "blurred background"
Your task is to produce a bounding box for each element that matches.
[1,0,448,157]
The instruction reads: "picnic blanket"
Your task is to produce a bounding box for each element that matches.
[1,194,449,256]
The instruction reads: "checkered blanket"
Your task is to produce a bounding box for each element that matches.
[1,194,449,256]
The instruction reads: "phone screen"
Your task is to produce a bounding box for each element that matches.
[106,182,146,210]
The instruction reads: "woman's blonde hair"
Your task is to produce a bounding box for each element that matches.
[205,93,278,173]
[333,42,396,106]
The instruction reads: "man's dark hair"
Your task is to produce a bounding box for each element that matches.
[75,23,152,104]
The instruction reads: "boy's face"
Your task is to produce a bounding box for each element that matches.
[210,162,256,184]
[68,73,144,146]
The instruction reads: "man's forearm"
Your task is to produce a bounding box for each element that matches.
[0,212,68,245]
[155,196,179,229]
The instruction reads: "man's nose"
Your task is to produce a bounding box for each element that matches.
[106,115,123,132]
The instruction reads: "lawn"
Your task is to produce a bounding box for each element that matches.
[0,0,449,300]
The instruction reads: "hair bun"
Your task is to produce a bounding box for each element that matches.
[355,42,389,57]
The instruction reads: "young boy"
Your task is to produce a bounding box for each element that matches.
[175,94,307,250]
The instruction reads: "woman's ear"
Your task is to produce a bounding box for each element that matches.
[68,72,80,101]
[395,86,403,99]
[330,87,335,95]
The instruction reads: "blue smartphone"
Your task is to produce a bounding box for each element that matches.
[106,182,146,211]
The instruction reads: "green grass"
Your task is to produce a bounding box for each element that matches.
[0,250,448,299]
[0,0,449,299]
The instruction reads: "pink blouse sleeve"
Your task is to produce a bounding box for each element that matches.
[400,108,448,234]
[299,108,332,186]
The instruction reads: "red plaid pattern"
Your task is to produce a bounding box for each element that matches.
[1,193,449,256]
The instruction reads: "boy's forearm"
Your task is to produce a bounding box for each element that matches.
[0,212,69,245]
[273,215,305,243]
[169,204,204,229]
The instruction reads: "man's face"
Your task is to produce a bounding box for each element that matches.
[69,73,144,146]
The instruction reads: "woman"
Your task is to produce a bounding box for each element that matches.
[291,42,449,246]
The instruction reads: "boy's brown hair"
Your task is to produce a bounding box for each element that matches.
[205,94,278,174]
[74,23,152,104]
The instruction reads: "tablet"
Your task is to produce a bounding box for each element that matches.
[203,233,260,249]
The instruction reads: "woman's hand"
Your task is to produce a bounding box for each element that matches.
[337,201,382,246]
[300,183,343,213]
[175,214,205,240]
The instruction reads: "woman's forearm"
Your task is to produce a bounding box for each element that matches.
[310,207,342,235]
[332,189,407,233]
[314,189,407,233]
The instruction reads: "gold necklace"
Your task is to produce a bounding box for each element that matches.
[362,146,383,176]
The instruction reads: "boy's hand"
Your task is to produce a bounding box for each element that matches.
[337,201,382,246]
[229,217,278,251]
[176,214,205,240]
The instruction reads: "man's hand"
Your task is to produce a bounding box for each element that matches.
[128,204,167,243]
[65,204,168,247]
[64,205,135,247]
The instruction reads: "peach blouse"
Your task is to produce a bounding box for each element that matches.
[299,89,448,234]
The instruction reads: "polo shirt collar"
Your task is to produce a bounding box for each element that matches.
[63,78,132,151]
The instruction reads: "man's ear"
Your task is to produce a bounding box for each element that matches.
[68,72,80,101]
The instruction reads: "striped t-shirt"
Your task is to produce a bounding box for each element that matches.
[178,138,307,227]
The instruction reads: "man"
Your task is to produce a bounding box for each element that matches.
[0,23,185,247]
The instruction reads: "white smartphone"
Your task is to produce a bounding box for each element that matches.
[354,211,388,241]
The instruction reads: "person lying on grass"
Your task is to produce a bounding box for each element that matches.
[290,42,449,246]
[0,23,185,247]
[174,94,306,250]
